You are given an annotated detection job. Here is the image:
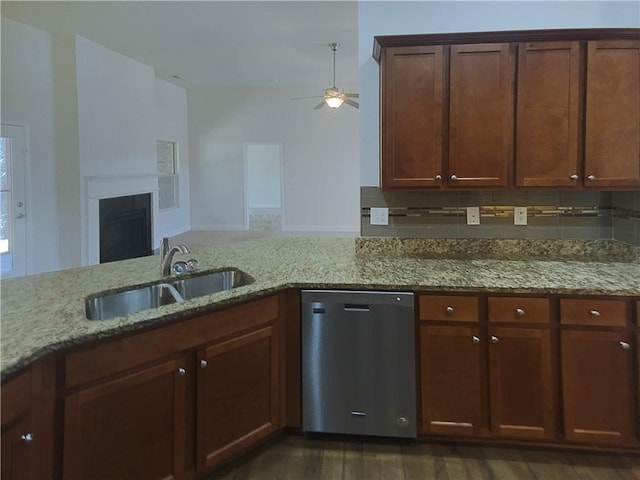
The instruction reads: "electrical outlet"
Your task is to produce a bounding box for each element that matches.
[514,206,528,225]
[370,207,389,226]
[466,207,480,225]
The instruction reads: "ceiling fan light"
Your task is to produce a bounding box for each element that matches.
[325,96,344,108]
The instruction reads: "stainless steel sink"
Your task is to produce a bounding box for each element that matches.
[170,268,252,300]
[86,283,183,321]
[85,268,253,320]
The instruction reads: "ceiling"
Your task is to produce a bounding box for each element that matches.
[1,1,359,90]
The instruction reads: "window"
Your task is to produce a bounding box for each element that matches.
[156,140,179,211]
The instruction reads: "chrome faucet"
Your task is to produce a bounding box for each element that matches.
[160,237,190,276]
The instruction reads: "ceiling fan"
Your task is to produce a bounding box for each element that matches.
[295,42,359,110]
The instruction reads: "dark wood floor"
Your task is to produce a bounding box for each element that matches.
[211,435,640,480]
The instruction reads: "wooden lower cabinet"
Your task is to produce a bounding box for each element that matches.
[63,356,188,480]
[488,327,554,440]
[420,325,483,436]
[561,330,636,446]
[196,325,280,472]
[1,359,55,480]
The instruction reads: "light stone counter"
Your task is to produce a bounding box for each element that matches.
[2,237,639,380]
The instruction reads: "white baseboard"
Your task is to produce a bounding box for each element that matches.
[189,224,248,232]
[281,224,359,233]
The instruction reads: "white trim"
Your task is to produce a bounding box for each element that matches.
[281,224,360,233]
[84,174,158,266]
[190,224,247,232]
[243,142,284,231]
[248,204,281,209]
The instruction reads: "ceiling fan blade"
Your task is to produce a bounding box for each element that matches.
[344,98,359,109]
[292,95,324,100]
[344,93,359,98]
[313,101,326,110]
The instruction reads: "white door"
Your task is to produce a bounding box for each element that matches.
[1,124,28,277]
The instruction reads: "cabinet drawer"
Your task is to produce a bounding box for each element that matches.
[419,295,479,322]
[488,297,550,324]
[560,299,627,327]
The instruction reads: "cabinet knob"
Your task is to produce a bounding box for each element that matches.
[515,308,525,317]
[435,174,442,181]
[491,336,499,344]
[450,175,458,181]
[446,306,454,314]
[570,174,579,180]
[620,341,630,350]
[472,336,480,344]
[199,359,208,368]
[589,310,600,318]
[20,433,34,443]
[587,174,596,181]
[177,367,186,376]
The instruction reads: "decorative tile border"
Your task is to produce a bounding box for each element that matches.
[360,187,640,245]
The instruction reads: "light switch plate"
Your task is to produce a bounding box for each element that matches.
[466,207,480,225]
[514,206,528,225]
[370,207,389,226]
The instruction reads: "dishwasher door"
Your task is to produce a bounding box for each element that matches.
[301,290,416,438]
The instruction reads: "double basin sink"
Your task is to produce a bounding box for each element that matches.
[86,268,253,320]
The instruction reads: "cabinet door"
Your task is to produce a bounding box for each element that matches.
[488,327,554,440]
[63,357,187,480]
[516,41,580,187]
[381,46,444,188]
[449,43,515,188]
[197,325,280,472]
[1,417,34,480]
[585,40,640,187]
[561,330,636,446]
[419,325,483,436]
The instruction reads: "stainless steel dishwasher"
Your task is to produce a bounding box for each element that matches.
[301,289,416,439]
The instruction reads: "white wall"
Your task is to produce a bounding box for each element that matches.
[75,36,157,178]
[1,17,60,274]
[358,1,640,186]
[188,86,359,232]
[155,78,191,238]
[2,19,192,273]
[246,144,282,209]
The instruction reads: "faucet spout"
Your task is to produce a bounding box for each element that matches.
[160,237,190,276]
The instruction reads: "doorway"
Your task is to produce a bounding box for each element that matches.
[0,124,28,277]
[244,143,283,233]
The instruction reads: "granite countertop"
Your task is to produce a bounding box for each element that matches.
[1,237,639,380]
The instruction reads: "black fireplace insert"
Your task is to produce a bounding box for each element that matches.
[99,193,152,263]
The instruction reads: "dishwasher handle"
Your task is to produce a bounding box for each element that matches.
[344,304,370,312]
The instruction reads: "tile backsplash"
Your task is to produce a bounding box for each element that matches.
[361,187,640,246]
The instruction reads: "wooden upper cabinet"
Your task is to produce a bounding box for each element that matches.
[381,46,444,188]
[516,41,580,187]
[449,43,515,188]
[585,40,640,187]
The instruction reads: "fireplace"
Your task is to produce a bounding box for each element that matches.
[99,193,152,263]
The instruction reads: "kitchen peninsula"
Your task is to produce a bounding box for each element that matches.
[1,237,639,480]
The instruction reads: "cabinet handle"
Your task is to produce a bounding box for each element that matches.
[177,367,186,376]
[435,174,442,181]
[570,174,579,180]
[446,306,454,314]
[589,310,600,318]
[515,308,525,317]
[200,359,208,368]
[491,336,499,344]
[620,342,630,350]
[472,336,480,344]
[587,174,596,181]
[21,433,34,443]
[450,175,458,181]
